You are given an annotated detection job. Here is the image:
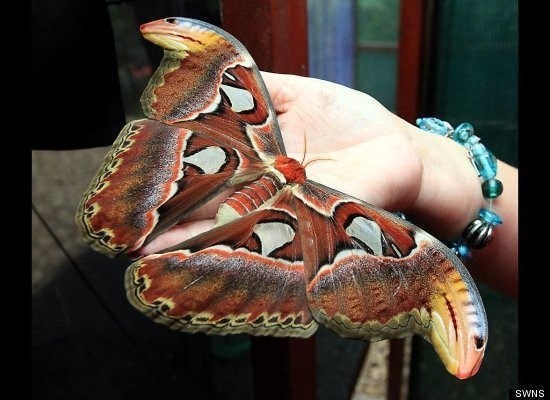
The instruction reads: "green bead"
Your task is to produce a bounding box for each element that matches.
[481,179,503,199]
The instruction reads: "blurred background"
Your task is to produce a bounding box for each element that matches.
[32,1,517,399]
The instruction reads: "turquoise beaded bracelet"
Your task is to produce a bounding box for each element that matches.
[416,117,503,260]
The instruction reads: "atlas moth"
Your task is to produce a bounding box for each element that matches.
[76,17,487,379]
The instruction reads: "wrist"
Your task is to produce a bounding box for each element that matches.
[412,117,509,264]
[401,121,485,241]
[468,161,517,296]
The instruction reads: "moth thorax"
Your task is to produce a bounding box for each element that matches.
[216,175,284,224]
[275,155,306,184]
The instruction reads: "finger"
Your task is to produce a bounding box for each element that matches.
[304,136,422,212]
[137,190,236,255]
[182,189,235,221]
[260,71,303,114]
[138,219,216,256]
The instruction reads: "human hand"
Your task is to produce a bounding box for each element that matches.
[140,72,484,255]
[260,72,485,239]
[137,72,517,297]
[262,73,517,297]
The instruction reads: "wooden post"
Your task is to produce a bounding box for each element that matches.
[220,2,315,400]
[220,0,309,76]
[391,1,429,399]
[396,0,428,122]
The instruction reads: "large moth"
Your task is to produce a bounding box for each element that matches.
[76,17,487,379]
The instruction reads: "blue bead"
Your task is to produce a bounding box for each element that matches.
[393,211,407,220]
[482,179,503,199]
[453,122,474,145]
[469,140,497,180]
[466,135,481,147]
[452,241,471,259]
[416,117,453,136]
[478,208,502,225]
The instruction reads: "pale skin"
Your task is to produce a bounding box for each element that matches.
[139,72,518,298]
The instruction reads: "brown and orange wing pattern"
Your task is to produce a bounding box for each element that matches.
[76,18,285,257]
[77,17,488,380]
[292,181,487,379]
[126,187,317,337]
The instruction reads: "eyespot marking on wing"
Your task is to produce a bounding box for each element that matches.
[345,216,383,255]
[253,222,295,257]
[221,84,255,112]
[185,146,227,174]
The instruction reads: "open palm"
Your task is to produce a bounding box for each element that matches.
[139,73,480,255]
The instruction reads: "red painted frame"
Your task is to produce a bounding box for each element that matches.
[397,0,429,123]
[220,2,313,399]
[220,0,309,76]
